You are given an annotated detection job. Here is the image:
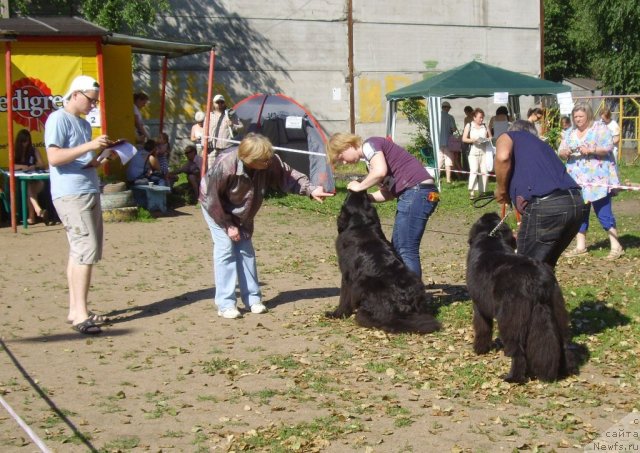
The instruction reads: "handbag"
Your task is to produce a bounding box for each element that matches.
[447,135,462,152]
[484,141,496,172]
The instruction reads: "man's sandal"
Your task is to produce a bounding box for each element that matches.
[67,311,109,325]
[87,311,109,324]
[71,318,102,335]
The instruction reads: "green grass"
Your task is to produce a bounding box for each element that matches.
[201,357,248,375]
[614,161,640,201]
[237,415,365,451]
[99,436,140,451]
[267,354,300,370]
[134,207,155,222]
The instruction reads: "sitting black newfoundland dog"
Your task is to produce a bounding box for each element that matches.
[325,190,440,334]
[466,213,577,382]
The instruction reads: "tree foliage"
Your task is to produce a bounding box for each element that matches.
[8,0,170,34]
[542,0,574,82]
[579,0,640,93]
[81,0,170,35]
[544,0,640,93]
[397,99,431,164]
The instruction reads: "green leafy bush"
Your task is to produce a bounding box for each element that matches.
[397,99,432,164]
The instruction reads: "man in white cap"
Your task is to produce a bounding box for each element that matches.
[44,75,111,335]
[438,101,458,183]
[206,94,243,160]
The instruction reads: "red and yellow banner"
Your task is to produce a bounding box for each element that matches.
[0,41,98,166]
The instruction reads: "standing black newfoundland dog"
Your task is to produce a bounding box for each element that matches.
[466,212,577,382]
[325,190,440,334]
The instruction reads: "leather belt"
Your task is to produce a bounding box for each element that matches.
[534,187,581,201]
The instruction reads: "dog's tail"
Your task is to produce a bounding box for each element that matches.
[526,303,563,381]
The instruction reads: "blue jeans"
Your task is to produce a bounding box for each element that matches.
[201,207,262,311]
[517,188,588,267]
[391,185,439,279]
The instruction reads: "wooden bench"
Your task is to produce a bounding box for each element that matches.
[131,184,171,213]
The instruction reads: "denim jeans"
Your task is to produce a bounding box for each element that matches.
[517,188,588,267]
[391,185,439,279]
[201,207,261,311]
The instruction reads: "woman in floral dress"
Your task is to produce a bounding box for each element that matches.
[558,102,624,260]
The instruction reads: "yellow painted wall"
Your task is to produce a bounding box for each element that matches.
[357,75,413,123]
[101,44,134,178]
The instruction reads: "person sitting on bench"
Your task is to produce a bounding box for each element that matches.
[167,145,202,199]
[126,139,167,186]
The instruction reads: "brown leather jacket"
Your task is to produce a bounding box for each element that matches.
[199,149,315,237]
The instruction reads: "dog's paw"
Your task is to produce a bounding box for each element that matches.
[502,373,526,384]
[325,310,348,319]
[473,342,493,355]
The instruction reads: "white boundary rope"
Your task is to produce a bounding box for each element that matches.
[446,168,640,192]
[203,136,327,157]
[0,395,52,453]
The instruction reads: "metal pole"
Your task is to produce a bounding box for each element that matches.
[159,56,168,135]
[347,0,355,133]
[201,48,215,176]
[539,0,545,78]
[5,42,16,232]
[95,39,110,176]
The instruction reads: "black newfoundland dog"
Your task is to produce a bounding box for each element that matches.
[466,212,577,382]
[325,190,441,334]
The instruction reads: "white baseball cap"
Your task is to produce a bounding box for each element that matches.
[213,94,225,103]
[195,111,205,122]
[63,75,100,100]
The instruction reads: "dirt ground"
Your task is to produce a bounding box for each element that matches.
[0,200,638,452]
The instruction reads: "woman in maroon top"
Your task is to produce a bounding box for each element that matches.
[327,133,440,279]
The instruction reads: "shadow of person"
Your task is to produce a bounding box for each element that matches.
[266,287,340,309]
[427,283,469,311]
[567,299,631,371]
[105,287,214,325]
[14,328,136,343]
[591,233,640,252]
[570,299,631,336]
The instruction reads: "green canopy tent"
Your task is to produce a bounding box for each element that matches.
[384,60,571,184]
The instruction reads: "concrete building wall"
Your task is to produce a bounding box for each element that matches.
[138,0,541,148]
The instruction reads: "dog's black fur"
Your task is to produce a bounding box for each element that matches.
[325,190,440,334]
[466,213,577,382]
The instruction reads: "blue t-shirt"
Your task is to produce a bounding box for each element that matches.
[506,131,579,204]
[44,108,100,199]
[126,149,150,182]
[362,137,432,196]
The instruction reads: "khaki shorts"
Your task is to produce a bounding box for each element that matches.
[438,146,455,167]
[53,193,103,265]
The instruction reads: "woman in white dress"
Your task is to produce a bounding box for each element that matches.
[191,111,205,154]
[462,108,492,199]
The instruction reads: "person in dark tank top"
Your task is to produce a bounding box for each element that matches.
[494,120,588,267]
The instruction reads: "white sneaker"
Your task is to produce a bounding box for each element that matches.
[217,307,241,319]
[250,303,268,314]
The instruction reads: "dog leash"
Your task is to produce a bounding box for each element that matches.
[471,193,496,209]
[489,205,513,237]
